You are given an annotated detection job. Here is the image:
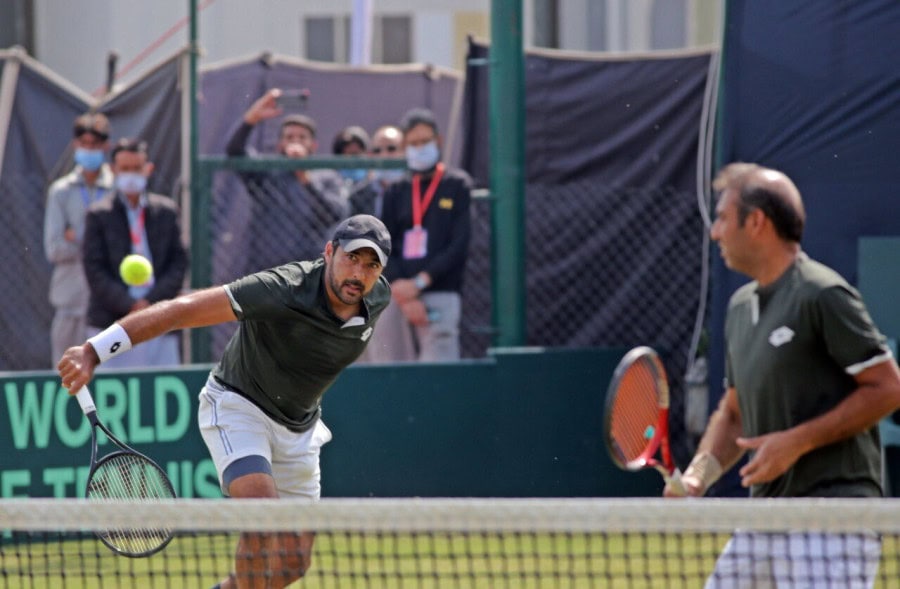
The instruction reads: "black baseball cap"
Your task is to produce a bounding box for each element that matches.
[333,215,391,266]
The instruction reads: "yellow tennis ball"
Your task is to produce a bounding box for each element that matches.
[119,254,153,286]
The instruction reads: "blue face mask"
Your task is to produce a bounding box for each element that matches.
[405,141,440,172]
[115,172,147,194]
[74,148,105,172]
[340,169,368,184]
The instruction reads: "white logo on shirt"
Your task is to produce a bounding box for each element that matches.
[768,326,795,347]
[361,327,373,341]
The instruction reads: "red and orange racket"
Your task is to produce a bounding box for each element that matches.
[604,346,685,495]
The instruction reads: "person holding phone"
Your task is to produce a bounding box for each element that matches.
[225,88,348,271]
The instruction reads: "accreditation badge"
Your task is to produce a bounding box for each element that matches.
[403,226,428,259]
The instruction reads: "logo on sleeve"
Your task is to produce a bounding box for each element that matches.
[361,327,373,342]
[768,326,795,347]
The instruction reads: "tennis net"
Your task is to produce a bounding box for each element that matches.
[2,497,900,588]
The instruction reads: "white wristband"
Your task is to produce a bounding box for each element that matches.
[682,452,724,493]
[87,323,133,363]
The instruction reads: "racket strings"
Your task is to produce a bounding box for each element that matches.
[88,453,175,555]
[610,361,662,462]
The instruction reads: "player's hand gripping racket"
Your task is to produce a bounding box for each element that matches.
[604,346,686,496]
[75,387,176,557]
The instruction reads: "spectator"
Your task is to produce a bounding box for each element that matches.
[349,124,405,218]
[226,89,348,270]
[43,112,114,365]
[367,108,472,362]
[82,138,188,368]
[332,125,371,190]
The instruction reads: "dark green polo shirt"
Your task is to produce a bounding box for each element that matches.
[725,253,891,498]
[211,259,390,432]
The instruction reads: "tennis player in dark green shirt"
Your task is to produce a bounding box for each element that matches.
[665,163,900,588]
[58,214,392,589]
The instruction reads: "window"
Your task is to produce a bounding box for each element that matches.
[0,0,34,54]
[377,16,411,64]
[305,14,410,64]
[305,16,350,63]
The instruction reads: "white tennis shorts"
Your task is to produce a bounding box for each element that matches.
[197,375,332,499]
[706,530,881,588]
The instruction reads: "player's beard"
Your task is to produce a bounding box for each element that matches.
[326,265,366,306]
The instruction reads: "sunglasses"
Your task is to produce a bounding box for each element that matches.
[372,145,400,154]
[75,127,109,141]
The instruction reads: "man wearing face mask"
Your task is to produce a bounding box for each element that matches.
[367,108,472,362]
[43,112,115,366]
[82,138,188,368]
[332,125,371,190]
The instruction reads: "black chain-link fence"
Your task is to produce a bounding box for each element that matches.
[466,180,704,465]
[1,170,54,370]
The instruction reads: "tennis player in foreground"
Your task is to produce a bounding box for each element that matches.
[58,214,392,589]
[666,163,900,588]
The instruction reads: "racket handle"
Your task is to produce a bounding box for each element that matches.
[75,387,97,416]
[666,468,687,497]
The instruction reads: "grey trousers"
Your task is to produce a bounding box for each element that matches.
[359,291,461,363]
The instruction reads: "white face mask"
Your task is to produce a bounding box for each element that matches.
[405,141,440,172]
[115,172,147,195]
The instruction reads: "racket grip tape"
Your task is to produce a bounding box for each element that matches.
[75,387,97,416]
[666,468,687,497]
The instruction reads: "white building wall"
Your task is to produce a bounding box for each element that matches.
[414,11,454,68]
[31,0,718,95]
[33,0,489,95]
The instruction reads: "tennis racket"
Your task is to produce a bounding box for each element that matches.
[604,346,685,495]
[75,387,176,557]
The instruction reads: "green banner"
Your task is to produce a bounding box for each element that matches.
[2,349,663,499]
[1,368,221,499]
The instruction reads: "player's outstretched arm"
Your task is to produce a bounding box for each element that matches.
[118,286,236,343]
[58,287,236,393]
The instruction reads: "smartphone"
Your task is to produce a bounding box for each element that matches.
[276,89,310,110]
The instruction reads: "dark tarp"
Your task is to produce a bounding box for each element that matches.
[100,52,186,198]
[0,53,90,369]
[462,39,712,466]
[710,0,900,496]
[0,51,184,370]
[463,42,710,190]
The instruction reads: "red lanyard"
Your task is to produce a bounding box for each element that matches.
[129,207,146,246]
[411,163,445,227]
